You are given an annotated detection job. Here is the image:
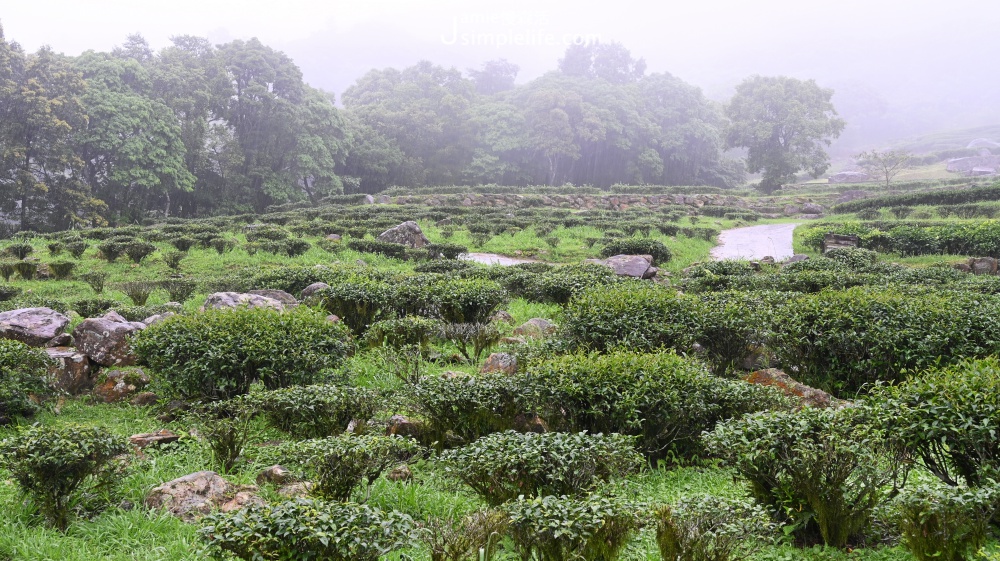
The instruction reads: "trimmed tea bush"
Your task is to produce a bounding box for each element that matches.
[0,424,127,530]
[250,384,378,439]
[316,277,393,334]
[705,406,899,547]
[426,242,468,259]
[423,509,508,561]
[71,298,121,319]
[655,495,775,561]
[255,435,423,501]
[600,237,672,265]
[363,316,441,351]
[14,261,36,280]
[409,372,532,444]
[124,240,156,263]
[441,431,643,505]
[507,494,643,561]
[528,351,787,459]
[0,284,21,302]
[896,483,997,561]
[80,271,108,294]
[771,287,1000,394]
[0,340,51,425]
[874,357,1000,487]
[200,499,421,561]
[133,307,352,400]
[347,239,407,259]
[562,284,703,353]
[48,261,75,280]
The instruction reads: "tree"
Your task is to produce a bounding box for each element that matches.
[726,75,845,194]
[856,148,911,188]
[558,41,646,84]
[467,59,519,95]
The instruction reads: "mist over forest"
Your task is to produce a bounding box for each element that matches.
[1,0,998,228]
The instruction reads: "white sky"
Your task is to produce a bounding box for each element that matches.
[3,0,998,138]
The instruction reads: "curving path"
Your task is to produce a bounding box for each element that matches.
[710,223,800,261]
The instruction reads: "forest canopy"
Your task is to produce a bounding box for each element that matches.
[0,25,838,228]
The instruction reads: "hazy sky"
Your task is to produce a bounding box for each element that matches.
[3,0,998,144]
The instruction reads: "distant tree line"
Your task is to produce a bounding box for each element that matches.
[0,24,843,228]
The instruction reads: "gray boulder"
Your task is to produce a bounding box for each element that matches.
[586,254,658,279]
[248,289,298,308]
[45,347,94,394]
[301,282,330,302]
[828,171,871,183]
[72,311,145,367]
[0,307,70,347]
[512,318,558,339]
[145,471,262,522]
[377,221,430,248]
[202,292,284,312]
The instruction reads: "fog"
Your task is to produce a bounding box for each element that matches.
[4,0,998,152]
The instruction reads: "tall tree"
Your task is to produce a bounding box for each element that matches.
[467,59,519,95]
[216,38,305,212]
[558,41,646,84]
[342,61,476,188]
[726,75,845,193]
[0,37,103,230]
[74,51,194,222]
[855,148,911,188]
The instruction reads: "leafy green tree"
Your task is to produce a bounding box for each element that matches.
[558,41,646,84]
[467,59,519,95]
[726,75,845,194]
[0,33,102,230]
[856,148,911,188]
[74,51,194,222]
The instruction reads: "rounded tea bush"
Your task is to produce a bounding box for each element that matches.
[600,237,672,265]
[200,498,421,561]
[133,307,353,400]
[0,339,51,425]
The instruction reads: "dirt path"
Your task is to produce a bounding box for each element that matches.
[460,252,544,266]
[710,223,800,261]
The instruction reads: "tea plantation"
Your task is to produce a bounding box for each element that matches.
[2,188,1000,560]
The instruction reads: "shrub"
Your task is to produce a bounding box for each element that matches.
[874,357,1000,487]
[80,271,108,294]
[528,351,787,460]
[14,261,36,280]
[71,297,121,319]
[96,240,125,261]
[250,384,378,439]
[46,241,63,256]
[257,435,423,501]
[0,425,127,530]
[0,261,14,282]
[282,239,311,257]
[243,224,289,242]
[115,281,156,306]
[0,285,21,301]
[704,406,901,547]
[48,261,75,280]
[133,307,353,400]
[426,242,468,259]
[6,242,33,260]
[168,236,196,252]
[316,277,393,335]
[0,340,51,425]
[159,279,196,303]
[600,238,672,265]
[409,372,532,445]
[696,291,786,375]
[521,263,621,304]
[124,240,156,263]
[66,240,88,259]
[430,278,508,324]
[363,316,441,351]
[414,259,474,274]
[655,495,775,561]
[193,398,257,473]
[210,238,236,255]
[441,431,642,505]
[896,483,997,561]
[423,509,508,561]
[162,250,185,271]
[347,239,407,259]
[562,285,703,353]
[823,247,879,269]
[507,494,643,561]
[771,287,1000,394]
[114,304,176,322]
[439,322,501,362]
[200,499,421,561]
